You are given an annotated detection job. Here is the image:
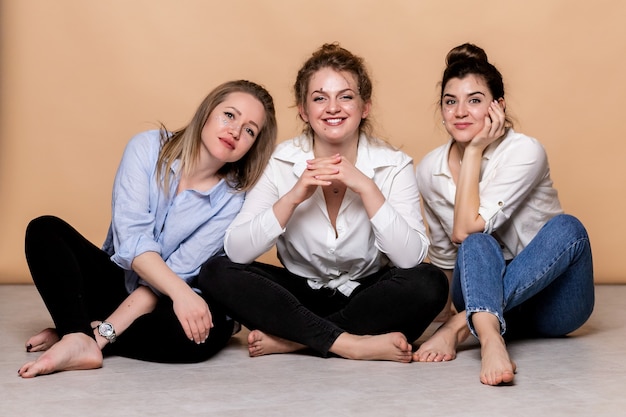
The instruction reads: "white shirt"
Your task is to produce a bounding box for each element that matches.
[416,129,563,270]
[225,133,430,296]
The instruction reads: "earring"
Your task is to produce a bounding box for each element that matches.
[442,120,445,125]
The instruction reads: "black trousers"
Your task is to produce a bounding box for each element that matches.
[198,255,448,356]
[24,215,233,363]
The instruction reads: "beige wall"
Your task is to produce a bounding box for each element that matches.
[1,1,624,283]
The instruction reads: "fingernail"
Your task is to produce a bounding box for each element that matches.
[26,344,32,352]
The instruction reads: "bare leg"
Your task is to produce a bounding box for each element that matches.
[18,333,103,378]
[472,312,516,385]
[330,332,413,363]
[248,330,306,357]
[25,328,60,352]
[413,310,470,362]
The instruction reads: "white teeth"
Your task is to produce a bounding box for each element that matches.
[326,118,342,125]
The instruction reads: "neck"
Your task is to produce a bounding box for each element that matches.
[454,141,466,160]
[313,134,359,163]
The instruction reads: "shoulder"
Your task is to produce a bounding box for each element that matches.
[124,130,163,154]
[361,136,413,168]
[496,129,548,162]
[416,142,449,176]
[272,134,312,162]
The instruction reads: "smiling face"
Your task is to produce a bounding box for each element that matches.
[441,74,499,143]
[299,67,370,146]
[200,91,266,164]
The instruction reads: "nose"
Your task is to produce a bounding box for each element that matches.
[228,122,241,139]
[326,98,340,113]
[454,103,467,118]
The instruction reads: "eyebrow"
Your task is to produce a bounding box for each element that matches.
[443,91,486,98]
[311,88,355,96]
[226,106,260,129]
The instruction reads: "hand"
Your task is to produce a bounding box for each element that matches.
[468,100,507,151]
[171,288,213,344]
[307,154,371,195]
[285,154,344,204]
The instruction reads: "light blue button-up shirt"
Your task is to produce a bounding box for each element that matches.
[102,130,245,294]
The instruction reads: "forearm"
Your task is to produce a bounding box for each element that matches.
[452,147,485,243]
[131,251,191,298]
[356,179,385,220]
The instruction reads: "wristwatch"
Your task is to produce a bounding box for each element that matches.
[94,321,117,343]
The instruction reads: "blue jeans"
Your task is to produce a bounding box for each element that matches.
[451,214,594,338]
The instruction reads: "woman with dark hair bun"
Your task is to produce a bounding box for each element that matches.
[413,43,594,385]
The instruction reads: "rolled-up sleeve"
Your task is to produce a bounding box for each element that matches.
[109,132,163,270]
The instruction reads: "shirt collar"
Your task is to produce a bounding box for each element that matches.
[433,132,510,178]
[275,133,390,179]
[168,159,231,203]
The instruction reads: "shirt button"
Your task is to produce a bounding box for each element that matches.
[498,201,504,206]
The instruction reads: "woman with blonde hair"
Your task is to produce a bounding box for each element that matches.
[19,80,277,377]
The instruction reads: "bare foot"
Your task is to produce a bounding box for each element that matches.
[413,311,470,362]
[247,330,305,357]
[331,332,413,363]
[25,328,60,352]
[479,334,517,386]
[18,333,103,378]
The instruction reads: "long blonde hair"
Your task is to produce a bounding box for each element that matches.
[156,80,277,193]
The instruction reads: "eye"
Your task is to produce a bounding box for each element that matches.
[312,96,326,102]
[444,99,456,105]
[469,98,482,104]
[245,127,256,138]
[224,111,235,119]
[339,94,353,101]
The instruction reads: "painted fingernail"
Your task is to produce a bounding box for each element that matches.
[26,344,32,352]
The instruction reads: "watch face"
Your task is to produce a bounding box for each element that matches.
[99,322,113,337]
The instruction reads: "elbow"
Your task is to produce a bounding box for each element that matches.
[451,230,468,245]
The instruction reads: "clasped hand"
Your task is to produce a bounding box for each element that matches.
[289,154,367,204]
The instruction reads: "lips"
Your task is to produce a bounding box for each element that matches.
[454,123,472,129]
[219,137,235,150]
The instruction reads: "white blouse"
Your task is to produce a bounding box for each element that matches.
[225,134,430,296]
[416,129,563,270]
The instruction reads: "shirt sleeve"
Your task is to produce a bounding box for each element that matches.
[109,132,163,270]
[161,192,244,279]
[369,156,429,267]
[479,137,550,234]
[415,148,458,270]
[224,163,284,264]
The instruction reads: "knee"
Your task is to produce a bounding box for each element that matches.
[461,232,498,251]
[548,214,589,240]
[25,215,65,246]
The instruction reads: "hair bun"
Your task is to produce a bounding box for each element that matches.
[446,43,489,67]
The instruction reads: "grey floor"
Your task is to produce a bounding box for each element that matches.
[0,284,624,417]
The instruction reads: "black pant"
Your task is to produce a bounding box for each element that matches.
[24,215,233,363]
[198,256,448,356]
